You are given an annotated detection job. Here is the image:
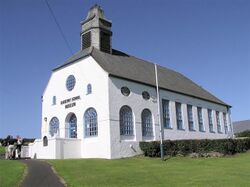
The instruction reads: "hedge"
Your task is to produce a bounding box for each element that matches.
[139,138,250,157]
[235,130,250,138]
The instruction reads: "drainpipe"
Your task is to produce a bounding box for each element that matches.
[228,107,234,138]
[154,63,164,161]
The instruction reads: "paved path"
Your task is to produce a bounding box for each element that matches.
[20,159,65,187]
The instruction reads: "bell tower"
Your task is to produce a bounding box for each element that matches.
[80,4,112,53]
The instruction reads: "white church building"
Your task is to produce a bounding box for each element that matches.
[29,5,233,159]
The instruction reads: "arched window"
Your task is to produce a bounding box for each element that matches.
[52,96,56,105]
[66,114,77,138]
[49,117,59,137]
[84,108,98,137]
[43,136,48,147]
[87,84,92,94]
[120,106,133,136]
[141,109,153,137]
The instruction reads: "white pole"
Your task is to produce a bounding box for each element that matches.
[154,63,164,160]
[228,107,234,138]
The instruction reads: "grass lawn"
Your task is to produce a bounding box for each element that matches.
[48,152,250,187]
[0,160,26,187]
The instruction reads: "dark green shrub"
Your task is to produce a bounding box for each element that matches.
[235,130,250,138]
[139,138,250,157]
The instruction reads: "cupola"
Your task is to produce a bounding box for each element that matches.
[80,4,112,53]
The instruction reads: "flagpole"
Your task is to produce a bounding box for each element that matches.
[154,63,164,161]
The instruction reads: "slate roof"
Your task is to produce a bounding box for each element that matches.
[233,120,250,134]
[53,47,229,107]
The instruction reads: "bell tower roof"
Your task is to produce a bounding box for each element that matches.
[80,4,112,53]
[86,4,105,19]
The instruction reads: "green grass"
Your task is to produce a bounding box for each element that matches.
[0,160,26,187]
[48,152,250,187]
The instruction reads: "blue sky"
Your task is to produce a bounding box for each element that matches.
[0,0,249,138]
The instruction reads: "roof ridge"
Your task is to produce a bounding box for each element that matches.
[53,47,230,107]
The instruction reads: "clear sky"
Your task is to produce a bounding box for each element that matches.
[0,0,249,138]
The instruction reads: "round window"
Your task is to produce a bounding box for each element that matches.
[142,91,150,100]
[66,75,76,91]
[121,87,130,96]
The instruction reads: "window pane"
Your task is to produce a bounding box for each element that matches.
[84,108,98,137]
[142,109,153,137]
[87,84,92,94]
[208,109,213,132]
[49,117,59,137]
[66,75,76,91]
[120,106,133,135]
[52,96,56,105]
[187,105,194,131]
[176,102,183,130]
[69,114,77,138]
[198,107,204,131]
[223,113,228,134]
[162,99,171,128]
[216,111,222,133]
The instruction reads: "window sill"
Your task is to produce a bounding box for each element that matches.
[199,130,206,133]
[189,129,196,132]
[120,135,135,141]
[142,136,154,141]
[209,131,215,133]
[84,135,98,138]
[177,128,185,131]
[218,131,223,134]
[164,127,173,130]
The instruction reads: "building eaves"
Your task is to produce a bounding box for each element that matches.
[52,47,230,107]
[90,48,230,107]
[52,47,92,72]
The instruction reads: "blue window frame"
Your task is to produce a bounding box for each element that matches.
[87,84,92,94]
[52,96,56,105]
[66,75,76,91]
[69,114,77,138]
[216,111,222,133]
[84,108,98,137]
[198,107,204,132]
[120,106,133,136]
[43,136,48,147]
[49,117,59,137]
[187,105,194,131]
[223,113,228,134]
[141,109,153,137]
[162,99,171,129]
[176,102,183,130]
[208,109,214,132]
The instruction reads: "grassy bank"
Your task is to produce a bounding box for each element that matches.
[0,160,26,187]
[49,152,250,187]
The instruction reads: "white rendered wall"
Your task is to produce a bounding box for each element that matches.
[29,138,81,159]
[160,89,231,139]
[29,139,56,159]
[108,76,232,159]
[109,77,159,159]
[41,56,111,159]
[39,54,232,159]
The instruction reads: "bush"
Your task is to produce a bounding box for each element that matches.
[139,138,250,157]
[235,130,250,138]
